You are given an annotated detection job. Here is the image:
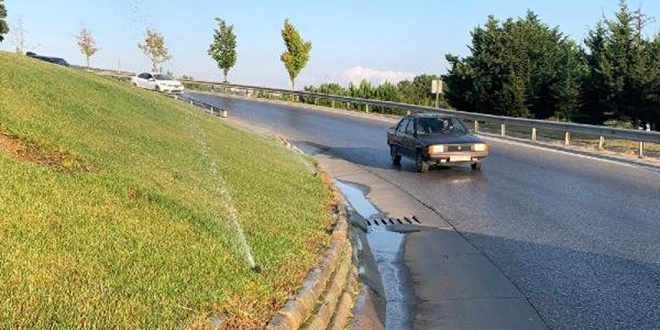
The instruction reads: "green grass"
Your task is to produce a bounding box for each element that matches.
[0,52,332,329]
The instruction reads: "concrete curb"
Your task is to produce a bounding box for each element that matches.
[265,138,357,330]
[266,199,356,330]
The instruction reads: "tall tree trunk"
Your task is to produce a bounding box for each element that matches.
[86,56,90,69]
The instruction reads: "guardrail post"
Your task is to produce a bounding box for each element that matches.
[474,121,479,133]
[365,104,370,113]
[532,127,537,142]
[190,100,193,105]
[565,132,571,146]
[331,100,335,108]
[346,102,350,110]
[314,98,318,105]
[598,136,605,151]
[639,142,644,158]
[407,110,411,115]
[174,95,178,101]
[501,124,506,137]
[221,109,228,118]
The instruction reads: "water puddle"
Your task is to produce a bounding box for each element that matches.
[335,181,416,330]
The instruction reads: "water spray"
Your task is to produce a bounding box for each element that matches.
[185,109,259,273]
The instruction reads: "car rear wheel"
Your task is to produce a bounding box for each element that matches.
[390,145,402,165]
[471,162,483,171]
[155,85,161,92]
[416,152,429,173]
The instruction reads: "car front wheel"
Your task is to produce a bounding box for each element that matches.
[390,145,402,165]
[416,152,429,173]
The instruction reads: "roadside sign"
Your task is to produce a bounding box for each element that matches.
[432,79,443,108]
[431,79,443,94]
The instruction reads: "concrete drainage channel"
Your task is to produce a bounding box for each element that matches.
[335,181,418,330]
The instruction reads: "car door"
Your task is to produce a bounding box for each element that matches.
[391,118,408,149]
[144,74,157,90]
[402,118,417,157]
[135,73,146,88]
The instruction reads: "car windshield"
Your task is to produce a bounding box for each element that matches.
[153,74,173,81]
[416,117,468,135]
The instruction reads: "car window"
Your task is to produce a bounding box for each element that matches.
[153,74,173,81]
[397,119,409,133]
[405,119,415,135]
[138,73,146,79]
[417,117,468,135]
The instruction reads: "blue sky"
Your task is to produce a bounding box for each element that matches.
[3,1,660,88]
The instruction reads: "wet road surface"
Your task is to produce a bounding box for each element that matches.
[188,92,660,330]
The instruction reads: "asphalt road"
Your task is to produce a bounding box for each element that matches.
[189,92,660,330]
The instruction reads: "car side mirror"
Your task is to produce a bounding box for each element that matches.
[149,78,155,82]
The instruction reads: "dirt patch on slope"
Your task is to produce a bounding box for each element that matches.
[0,133,91,173]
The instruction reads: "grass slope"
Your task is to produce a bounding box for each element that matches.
[0,52,332,329]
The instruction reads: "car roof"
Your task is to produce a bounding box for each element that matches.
[407,113,457,119]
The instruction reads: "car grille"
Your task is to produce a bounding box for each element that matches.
[446,145,472,152]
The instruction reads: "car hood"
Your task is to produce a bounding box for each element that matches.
[418,133,483,145]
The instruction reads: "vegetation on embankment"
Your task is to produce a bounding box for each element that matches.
[0,52,333,329]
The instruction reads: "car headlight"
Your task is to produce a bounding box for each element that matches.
[473,143,489,152]
[428,145,445,154]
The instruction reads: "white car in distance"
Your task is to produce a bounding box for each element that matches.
[131,72,185,93]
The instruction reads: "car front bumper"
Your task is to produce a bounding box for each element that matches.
[159,86,185,93]
[428,151,489,164]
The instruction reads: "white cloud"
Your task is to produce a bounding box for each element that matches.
[340,66,415,86]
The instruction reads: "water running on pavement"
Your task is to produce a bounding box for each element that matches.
[336,181,415,330]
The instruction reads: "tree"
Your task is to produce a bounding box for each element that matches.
[76,27,99,69]
[10,18,26,54]
[443,12,581,119]
[582,0,660,126]
[398,75,449,107]
[0,0,8,42]
[280,19,312,89]
[138,29,171,72]
[208,18,237,83]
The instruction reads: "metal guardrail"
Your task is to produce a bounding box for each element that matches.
[100,73,660,157]
[164,93,228,118]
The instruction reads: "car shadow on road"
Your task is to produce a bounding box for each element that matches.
[292,140,488,178]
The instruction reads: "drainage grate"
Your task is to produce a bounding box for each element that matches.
[366,216,422,227]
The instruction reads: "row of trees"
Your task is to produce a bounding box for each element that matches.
[0,2,312,88]
[304,74,450,109]
[208,18,312,88]
[443,0,659,128]
[300,0,658,128]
